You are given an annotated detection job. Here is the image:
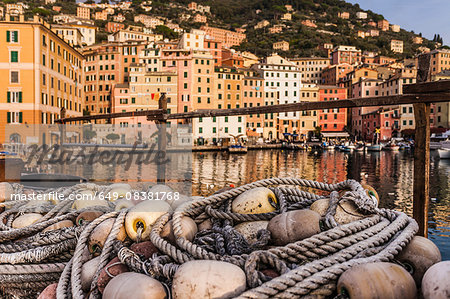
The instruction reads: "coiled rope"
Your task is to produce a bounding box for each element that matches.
[0,178,417,298]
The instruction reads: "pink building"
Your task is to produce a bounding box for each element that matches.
[351,78,384,139]
[362,108,400,141]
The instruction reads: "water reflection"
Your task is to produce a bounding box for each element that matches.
[192,150,450,260]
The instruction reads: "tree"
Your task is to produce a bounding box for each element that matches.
[106,133,120,143]
[154,25,178,40]
[83,129,97,142]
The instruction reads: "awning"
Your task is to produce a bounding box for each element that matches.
[321,132,350,138]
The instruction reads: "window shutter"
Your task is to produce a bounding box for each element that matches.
[19,92,22,103]
[6,31,10,42]
[7,91,10,103]
[7,112,10,123]
[19,112,22,123]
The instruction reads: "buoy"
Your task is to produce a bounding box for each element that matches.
[37,283,57,299]
[361,183,379,205]
[103,272,167,299]
[396,236,441,286]
[129,241,159,259]
[12,213,43,229]
[234,221,269,245]
[124,200,171,241]
[108,183,132,200]
[42,220,74,232]
[267,210,321,245]
[0,182,14,202]
[168,194,192,210]
[81,256,101,292]
[161,216,197,244]
[114,198,135,211]
[76,210,104,226]
[337,262,417,299]
[231,187,277,214]
[172,260,246,299]
[310,198,366,225]
[88,218,127,255]
[97,257,129,294]
[421,261,450,299]
[72,197,109,210]
[197,219,212,231]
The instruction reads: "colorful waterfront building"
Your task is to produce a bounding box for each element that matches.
[298,84,319,141]
[111,65,177,126]
[83,41,147,116]
[194,66,245,145]
[318,86,347,135]
[242,68,264,139]
[0,15,84,143]
[254,54,302,140]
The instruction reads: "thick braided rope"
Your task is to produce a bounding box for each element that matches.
[0,262,66,274]
[70,211,120,299]
[56,258,73,299]
[88,211,127,299]
[235,212,417,298]
[0,238,77,264]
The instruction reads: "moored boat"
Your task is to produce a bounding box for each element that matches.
[228,145,248,153]
[383,144,400,151]
[366,144,383,151]
[438,148,450,159]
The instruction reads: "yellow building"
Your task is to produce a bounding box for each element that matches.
[111,64,178,126]
[273,41,290,51]
[0,15,84,144]
[51,24,83,47]
[298,84,319,140]
[64,20,96,46]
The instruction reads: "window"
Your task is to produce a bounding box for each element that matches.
[7,91,22,103]
[199,127,203,133]
[7,112,22,124]
[212,127,216,133]
[10,51,18,63]
[10,71,19,83]
[7,30,18,43]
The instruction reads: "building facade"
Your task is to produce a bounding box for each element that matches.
[0,16,84,143]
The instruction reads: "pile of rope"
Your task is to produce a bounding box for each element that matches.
[0,178,418,298]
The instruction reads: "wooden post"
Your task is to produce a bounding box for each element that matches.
[59,107,66,174]
[157,93,167,183]
[59,107,66,146]
[413,53,431,237]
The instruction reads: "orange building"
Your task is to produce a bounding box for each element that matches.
[204,38,222,66]
[105,22,125,33]
[200,26,246,48]
[321,63,353,85]
[222,49,244,68]
[377,19,389,31]
[430,49,450,75]
[0,15,84,143]
[318,86,347,133]
[77,6,90,20]
[83,42,147,116]
[242,68,264,137]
